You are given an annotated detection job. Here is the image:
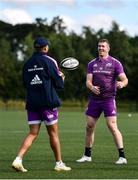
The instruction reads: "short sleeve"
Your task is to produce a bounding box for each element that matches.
[115,60,124,76]
[87,62,93,74]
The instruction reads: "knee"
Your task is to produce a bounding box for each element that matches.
[86,123,94,133]
[48,128,58,139]
[30,131,39,139]
[49,131,56,139]
[107,124,118,135]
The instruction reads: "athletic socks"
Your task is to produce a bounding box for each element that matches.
[56,160,63,165]
[84,147,125,158]
[84,147,92,157]
[118,148,125,158]
[15,156,22,163]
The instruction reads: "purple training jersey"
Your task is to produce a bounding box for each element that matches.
[87,56,124,100]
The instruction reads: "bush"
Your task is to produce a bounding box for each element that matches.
[0,100,25,111]
[0,99,137,112]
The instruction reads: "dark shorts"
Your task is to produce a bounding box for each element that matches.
[85,98,117,118]
[27,108,58,126]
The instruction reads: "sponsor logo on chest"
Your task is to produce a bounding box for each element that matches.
[28,65,43,72]
[93,63,112,74]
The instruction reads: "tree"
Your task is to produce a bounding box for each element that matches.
[0,18,138,104]
[50,16,66,34]
[0,38,24,101]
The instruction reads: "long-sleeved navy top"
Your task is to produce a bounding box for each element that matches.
[23,51,64,111]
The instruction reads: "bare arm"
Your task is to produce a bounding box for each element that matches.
[117,73,128,89]
[86,73,100,95]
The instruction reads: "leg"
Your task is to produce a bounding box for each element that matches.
[46,123,61,161]
[42,108,71,171]
[84,98,101,148]
[85,115,97,148]
[106,116,127,164]
[76,115,97,162]
[17,124,41,158]
[106,116,123,149]
[46,123,71,171]
[103,99,124,148]
[77,98,101,163]
[12,124,41,172]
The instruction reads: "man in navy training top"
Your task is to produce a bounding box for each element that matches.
[76,38,128,165]
[12,37,71,172]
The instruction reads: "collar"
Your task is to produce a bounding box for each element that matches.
[98,55,110,61]
[33,51,47,56]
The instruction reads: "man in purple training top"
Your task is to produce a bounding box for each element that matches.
[76,38,128,164]
[12,37,71,172]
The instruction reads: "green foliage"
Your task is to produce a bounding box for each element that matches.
[0,100,25,110]
[0,19,137,102]
[0,38,21,100]
[0,99,137,112]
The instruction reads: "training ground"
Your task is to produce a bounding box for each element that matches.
[0,110,138,179]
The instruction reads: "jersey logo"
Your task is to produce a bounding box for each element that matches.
[106,63,112,67]
[111,110,116,114]
[47,114,54,119]
[30,74,42,85]
[28,65,43,72]
[93,63,97,67]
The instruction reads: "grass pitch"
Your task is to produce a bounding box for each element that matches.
[0,110,138,179]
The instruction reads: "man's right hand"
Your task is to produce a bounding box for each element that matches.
[91,86,100,95]
[59,71,65,81]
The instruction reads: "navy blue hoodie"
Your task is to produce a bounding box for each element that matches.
[23,52,64,111]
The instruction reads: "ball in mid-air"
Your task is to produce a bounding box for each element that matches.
[60,57,79,70]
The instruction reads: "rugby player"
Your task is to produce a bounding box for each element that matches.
[76,39,128,165]
[12,37,71,172]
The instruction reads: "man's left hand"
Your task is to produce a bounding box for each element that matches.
[117,81,124,89]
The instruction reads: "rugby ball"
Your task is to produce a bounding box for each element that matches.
[60,57,79,70]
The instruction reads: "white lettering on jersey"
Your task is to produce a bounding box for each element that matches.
[93,70,111,74]
[28,65,43,72]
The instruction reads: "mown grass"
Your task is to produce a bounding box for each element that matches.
[0,110,138,179]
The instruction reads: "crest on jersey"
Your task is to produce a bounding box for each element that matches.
[93,63,98,67]
[106,63,112,67]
